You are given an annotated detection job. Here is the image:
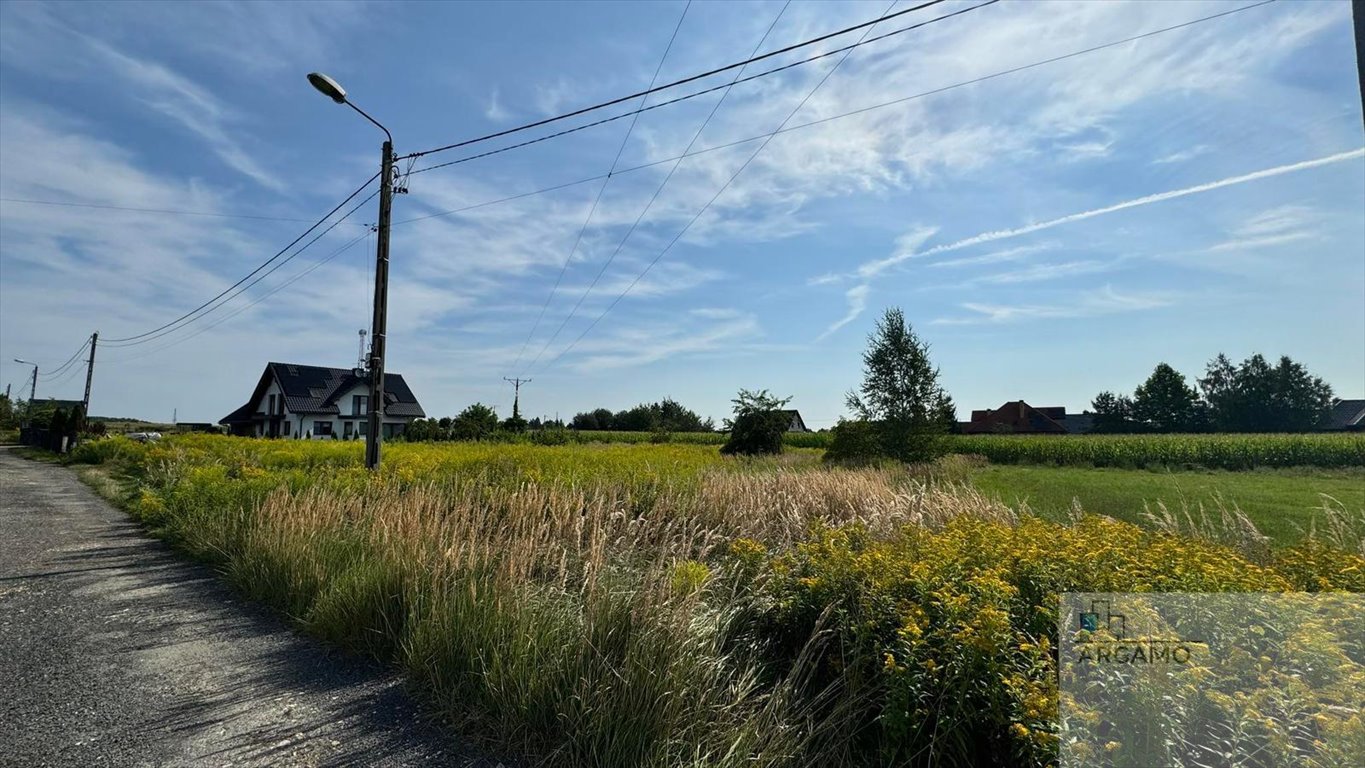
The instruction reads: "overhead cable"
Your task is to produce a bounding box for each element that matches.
[104,188,379,349]
[509,0,693,374]
[406,0,994,177]
[102,172,380,344]
[402,0,950,161]
[521,0,795,374]
[536,0,901,373]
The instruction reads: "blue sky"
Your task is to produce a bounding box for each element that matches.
[1,0,1361,426]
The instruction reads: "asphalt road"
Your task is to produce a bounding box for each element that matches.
[0,447,494,767]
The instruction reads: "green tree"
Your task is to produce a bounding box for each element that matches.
[720,389,791,456]
[1199,353,1333,432]
[1131,363,1204,432]
[0,393,13,428]
[843,307,955,462]
[1089,391,1137,433]
[452,403,499,441]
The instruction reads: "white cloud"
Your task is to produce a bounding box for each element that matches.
[484,87,511,122]
[815,284,869,342]
[1152,145,1210,165]
[932,285,1172,325]
[973,259,1118,285]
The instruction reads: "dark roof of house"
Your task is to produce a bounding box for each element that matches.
[220,362,424,424]
[964,400,1069,434]
[1056,412,1095,435]
[778,409,810,432]
[1325,399,1365,430]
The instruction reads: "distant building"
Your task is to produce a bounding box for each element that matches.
[220,362,424,439]
[779,409,811,433]
[962,400,1092,435]
[1323,399,1365,431]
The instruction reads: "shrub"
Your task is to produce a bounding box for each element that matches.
[721,389,791,456]
[822,419,883,465]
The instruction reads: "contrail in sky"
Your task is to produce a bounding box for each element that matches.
[818,147,1365,339]
[856,147,1365,280]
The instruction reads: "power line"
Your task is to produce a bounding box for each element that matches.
[35,337,91,380]
[509,0,692,375]
[405,0,995,178]
[104,187,379,349]
[532,0,1282,373]
[102,230,373,365]
[402,0,950,162]
[534,0,901,375]
[395,0,1281,231]
[521,0,794,375]
[101,172,379,345]
[0,197,369,225]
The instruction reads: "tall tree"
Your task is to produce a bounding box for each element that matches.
[1199,353,1334,432]
[844,307,955,462]
[1089,391,1137,433]
[1131,363,1204,432]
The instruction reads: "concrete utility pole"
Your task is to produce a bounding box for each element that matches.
[1354,0,1365,131]
[307,72,396,471]
[504,377,531,420]
[81,332,97,417]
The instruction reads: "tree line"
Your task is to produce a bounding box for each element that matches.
[569,399,714,432]
[1090,354,1335,433]
[403,397,714,442]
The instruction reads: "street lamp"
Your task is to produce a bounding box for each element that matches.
[307,71,394,471]
[13,358,37,408]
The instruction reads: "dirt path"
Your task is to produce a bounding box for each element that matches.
[0,447,491,767]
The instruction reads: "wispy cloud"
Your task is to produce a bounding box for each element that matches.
[926,243,1057,269]
[1207,204,1319,252]
[932,285,1172,325]
[79,35,284,191]
[484,87,511,122]
[1152,145,1210,165]
[973,259,1118,285]
[815,284,869,342]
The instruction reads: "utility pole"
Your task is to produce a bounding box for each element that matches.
[366,141,394,469]
[306,71,396,471]
[27,365,37,405]
[81,332,97,418]
[504,377,531,420]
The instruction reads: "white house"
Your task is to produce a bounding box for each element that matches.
[219,362,425,440]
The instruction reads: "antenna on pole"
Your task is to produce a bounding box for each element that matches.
[357,329,368,370]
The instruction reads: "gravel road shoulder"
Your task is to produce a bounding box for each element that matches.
[0,446,493,767]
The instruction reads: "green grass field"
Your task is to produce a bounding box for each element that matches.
[967,464,1365,544]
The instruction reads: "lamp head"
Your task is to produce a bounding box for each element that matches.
[307,72,347,104]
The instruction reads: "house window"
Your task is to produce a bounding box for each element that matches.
[283,422,290,437]
[313,421,333,437]
[343,421,353,438]
[268,394,276,414]
[352,394,368,416]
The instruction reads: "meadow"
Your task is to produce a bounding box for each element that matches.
[64,434,1365,767]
